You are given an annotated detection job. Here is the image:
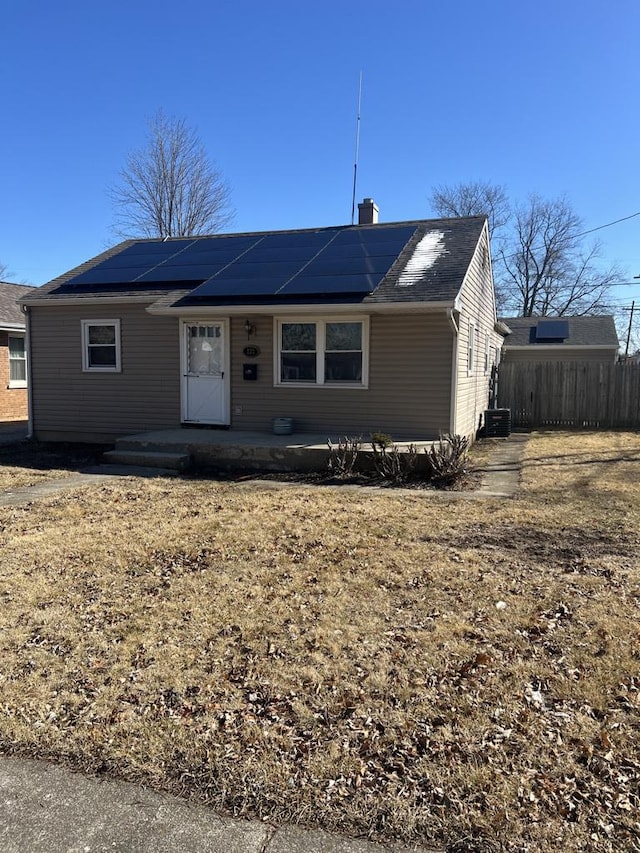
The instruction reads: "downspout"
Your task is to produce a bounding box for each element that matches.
[447,308,459,435]
[22,305,34,439]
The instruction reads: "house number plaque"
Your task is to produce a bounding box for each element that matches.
[243,346,260,358]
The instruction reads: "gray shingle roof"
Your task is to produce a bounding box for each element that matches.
[500,315,619,348]
[0,282,36,327]
[22,216,487,308]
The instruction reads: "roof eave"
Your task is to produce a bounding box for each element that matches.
[504,344,618,350]
[19,295,161,307]
[146,299,458,316]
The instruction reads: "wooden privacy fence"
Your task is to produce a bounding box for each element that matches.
[498,362,640,429]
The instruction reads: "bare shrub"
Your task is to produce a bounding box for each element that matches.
[327,436,362,478]
[425,433,469,487]
[370,434,419,484]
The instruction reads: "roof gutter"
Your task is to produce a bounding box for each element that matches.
[22,305,34,440]
[504,344,617,351]
[447,307,460,435]
[145,299,458,317]
[18,295,159,308]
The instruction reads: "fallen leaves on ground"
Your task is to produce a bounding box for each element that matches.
[0,431,639,852]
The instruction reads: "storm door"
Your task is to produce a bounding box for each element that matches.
[181,321,229,424]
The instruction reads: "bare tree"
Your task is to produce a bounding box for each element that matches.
[430,180,510,240]
[429,182,622,317]
[0,261,7,281]
[498,194,622,316]
[111,110,234,239]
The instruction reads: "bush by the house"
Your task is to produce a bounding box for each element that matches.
[370,433,420,484]
[327,436,362,478]
[425,433,469,487]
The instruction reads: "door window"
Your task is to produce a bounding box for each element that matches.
[188,325,222,375]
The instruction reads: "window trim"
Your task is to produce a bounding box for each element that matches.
[81,319,122,373]
[274,316,369,388]
[8,334,27,388]
[483,332,490,374]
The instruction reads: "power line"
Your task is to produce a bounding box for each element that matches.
[575,211,640,239]
[494,209,640,266]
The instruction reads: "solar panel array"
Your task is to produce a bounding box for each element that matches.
[536,319,570,340]
[64,225,418,299]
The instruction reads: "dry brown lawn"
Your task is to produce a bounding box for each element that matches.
[0,431,639,852]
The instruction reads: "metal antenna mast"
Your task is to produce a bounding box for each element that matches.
[350,72,363,225]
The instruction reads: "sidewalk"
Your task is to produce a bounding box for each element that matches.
[0,433,528,507]
[0,756,438,853]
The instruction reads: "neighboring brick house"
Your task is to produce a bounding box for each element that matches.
[0,282,35,421]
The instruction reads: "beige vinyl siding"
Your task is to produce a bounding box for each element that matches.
[229,313,453,439]
[30,304,181,441]
[501,347,618,365]
[454,225,502,438]
[30,304,457,442]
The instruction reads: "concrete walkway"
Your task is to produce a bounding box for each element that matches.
[0,466,179,508]
[0,756,439,853]
[0,434,527,507]
[476,432,528,498]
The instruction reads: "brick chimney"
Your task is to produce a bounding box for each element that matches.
[358,197,379,225]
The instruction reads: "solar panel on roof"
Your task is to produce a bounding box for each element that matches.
[536,319,569,340]
[302,256,396,276]
[66,267,158,285]
[185,236,262,254]
[116,239,196,256]
[190,278,293,298]
[253,229,339,249]
[136,265,224,282]
[64,223,418,295]
[280,274,379,295]
[332,225,416,245]
[185,224,417,300]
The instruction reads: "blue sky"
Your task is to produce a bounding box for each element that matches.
[2,0,639,318]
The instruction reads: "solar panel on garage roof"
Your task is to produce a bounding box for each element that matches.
[536,319,570,340]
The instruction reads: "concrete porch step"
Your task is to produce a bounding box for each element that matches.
[103,449,191,472]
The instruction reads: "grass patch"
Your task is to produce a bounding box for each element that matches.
[0,431,639,851]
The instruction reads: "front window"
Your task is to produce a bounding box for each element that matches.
[325,322,362,382]
[8,335,27,387]
[277,318,367,386]
[280,323,317,382]
[81,320,121,372]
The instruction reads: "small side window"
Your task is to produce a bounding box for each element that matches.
[467,321,476,374]
[8,335,27,388]
[81,320,121,372]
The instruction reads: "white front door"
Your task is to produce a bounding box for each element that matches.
[182,321,229,424]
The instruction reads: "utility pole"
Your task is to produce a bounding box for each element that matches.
[624,300,636,357]
[626,273,640,358]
